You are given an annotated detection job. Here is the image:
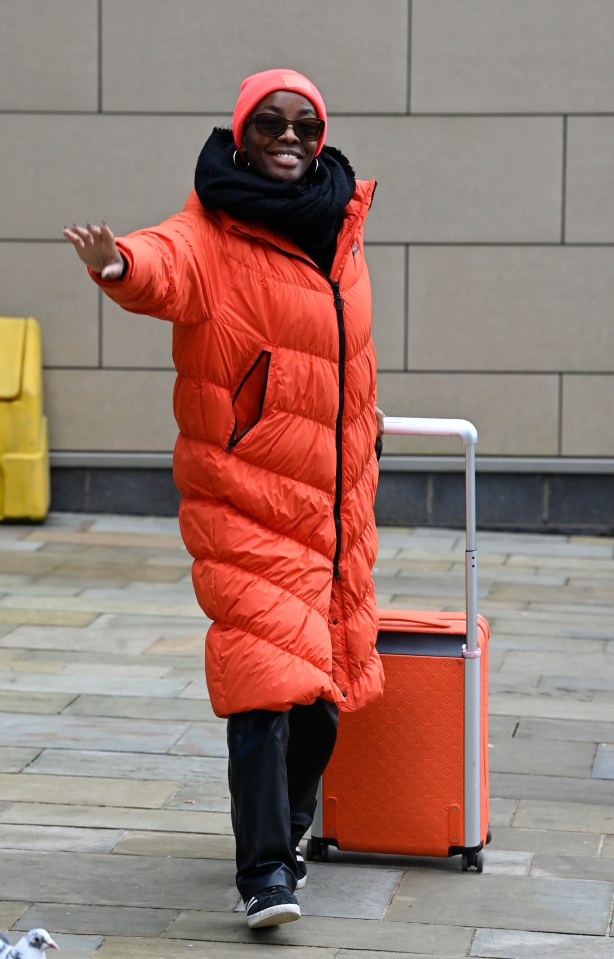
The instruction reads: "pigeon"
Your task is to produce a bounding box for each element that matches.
[0,929,59,959]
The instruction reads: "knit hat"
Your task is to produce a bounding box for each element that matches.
[232,68,327,157]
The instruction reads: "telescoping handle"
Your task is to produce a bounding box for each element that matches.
[381,416,479,654]
[382,416,482,851]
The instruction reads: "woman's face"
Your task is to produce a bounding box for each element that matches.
[242,90,319,183]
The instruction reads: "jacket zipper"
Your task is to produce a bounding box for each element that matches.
[230,226,350,579]
[330,279,345,580]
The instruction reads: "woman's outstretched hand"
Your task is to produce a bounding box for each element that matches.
[63,221,125,280]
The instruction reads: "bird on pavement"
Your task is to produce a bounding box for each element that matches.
[0,929,59,959]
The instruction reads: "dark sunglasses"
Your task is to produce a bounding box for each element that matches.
[245,113,325,141]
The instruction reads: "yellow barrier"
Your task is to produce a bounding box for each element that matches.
[0,317,50,521]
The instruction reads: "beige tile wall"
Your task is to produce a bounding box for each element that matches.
[1,1,612,462]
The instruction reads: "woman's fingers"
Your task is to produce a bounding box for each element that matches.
[63,221,122,276]
[62,226,84,248]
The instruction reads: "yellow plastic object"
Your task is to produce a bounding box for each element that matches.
[0,317,50,520]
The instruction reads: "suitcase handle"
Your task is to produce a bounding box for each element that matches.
[383,416,477,447]
[380,416,482,850]
[381,415,478,653]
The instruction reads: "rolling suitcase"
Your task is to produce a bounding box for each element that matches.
[309,417,491,871]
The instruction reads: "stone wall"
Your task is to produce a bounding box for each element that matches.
[2,1,613,523]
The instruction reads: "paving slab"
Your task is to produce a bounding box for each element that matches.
[0,713,189,752]
[26,749,228,784]
[164,910,473,955]
[531,853,614,881]
[236,862,403,921]
[0,672,190,698]
[338,953,463,959]
[490,634,605,653]
[489,737,596,778]
[24,529,183,551]
[0,747,41,772]
[0,823,125,853]
[488,716,519,740]
[593,744,614,779]
[145,632,206,656]
[0,849,238,910]
[501,651,614,679]
[386,870,613,934]
[169,723,228,758]
[26,649,203,670]
[0,609,97,626]
[490,694,614,722]
[0,902,29,929]
[0,802,233,834]
[489,825,601,856]
[516,716,614,744]
[178,682,211,700]
[471,928,614,958]
[88,515,181,535]
[167,781,230,812]
[492,772,614,805]
[601,835,614,857]
[479,850,532,876]
[96,939,337,959]
[0,690,77,714]
[112,831,235,859]
[0,648,26,666]
[539,672,614,698]
[0,593,202,619]
[0,772,177,808]
[513,799,614,833]
[62,694,218,721]
[489,674,552,695]
[488,798,518,827]
[61,662,173,679]
[15,903,179,937]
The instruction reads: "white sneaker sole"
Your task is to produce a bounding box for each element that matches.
[296,875,307,890]
[247,902,301,928]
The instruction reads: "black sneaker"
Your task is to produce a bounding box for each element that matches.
[244,885,301,928]
[295,845,307,889]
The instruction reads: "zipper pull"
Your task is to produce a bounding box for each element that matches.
[332,282,344,310]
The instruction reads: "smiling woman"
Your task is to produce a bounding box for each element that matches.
[62,66,384,931]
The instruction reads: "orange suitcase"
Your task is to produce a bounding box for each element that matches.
[309,417,491,871]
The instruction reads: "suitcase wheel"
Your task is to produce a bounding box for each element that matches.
[462,849,484,873]
[306,837,329,862]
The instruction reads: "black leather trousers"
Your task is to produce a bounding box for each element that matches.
[227,698,339,900]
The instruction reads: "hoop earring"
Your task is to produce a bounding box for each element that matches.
[233,149,250,169]
[311,157,319,176]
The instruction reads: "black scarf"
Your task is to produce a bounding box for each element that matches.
[194,128,356,275]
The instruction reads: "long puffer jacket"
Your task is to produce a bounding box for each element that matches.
[93,182,385,717]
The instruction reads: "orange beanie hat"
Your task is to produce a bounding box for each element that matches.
[232,68,327,157]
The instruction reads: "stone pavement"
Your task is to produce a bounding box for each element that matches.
[0,513,613,958]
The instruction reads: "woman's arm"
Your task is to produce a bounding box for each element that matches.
[63,213,212,324]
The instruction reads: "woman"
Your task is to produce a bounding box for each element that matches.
[64,68,385,929]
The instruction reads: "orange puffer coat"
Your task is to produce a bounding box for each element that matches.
[94,183,385,717]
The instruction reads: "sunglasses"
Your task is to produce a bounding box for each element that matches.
[245,113,325,142]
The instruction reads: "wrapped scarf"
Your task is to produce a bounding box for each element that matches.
[194,127,356,275]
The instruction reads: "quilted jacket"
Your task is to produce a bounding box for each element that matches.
[93,183,385,717]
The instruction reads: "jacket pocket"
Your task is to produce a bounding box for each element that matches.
[226,349,272,451]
